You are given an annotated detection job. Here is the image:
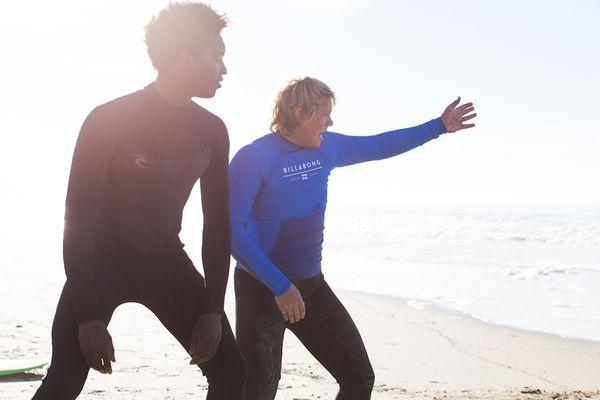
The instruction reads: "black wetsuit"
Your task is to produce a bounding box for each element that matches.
[235,269,374,400]
[33,84,246,400]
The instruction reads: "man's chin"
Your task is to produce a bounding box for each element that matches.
[194,92,216,99]
[313,134,324,148]
[193,86,219,99]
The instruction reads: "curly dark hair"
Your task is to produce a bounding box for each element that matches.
[145,2,227,71]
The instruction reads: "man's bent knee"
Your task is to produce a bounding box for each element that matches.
[338,369,375,400]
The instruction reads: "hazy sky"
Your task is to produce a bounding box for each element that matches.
[1,0,598,231]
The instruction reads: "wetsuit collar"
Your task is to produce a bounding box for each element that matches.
[145,83,194,113]
[266,132,303,153]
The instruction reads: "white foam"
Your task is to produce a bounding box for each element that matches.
[406,300,427,310]
[324,205,600,342]
[505,266,582,280]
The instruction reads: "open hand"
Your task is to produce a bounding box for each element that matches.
[78,319,115,374]
[441,97,477,133]
[189,311,222,365]
[275,284,306,324]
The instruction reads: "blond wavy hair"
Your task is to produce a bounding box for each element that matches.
[270,77,336,137]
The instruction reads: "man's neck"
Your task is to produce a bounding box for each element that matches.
[283,128,319,149]
[154,74,191,108]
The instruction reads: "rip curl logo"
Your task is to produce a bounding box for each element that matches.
[131,154,150,169]
[282,159,322,181]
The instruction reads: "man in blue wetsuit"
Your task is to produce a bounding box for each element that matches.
[229,77,476,399]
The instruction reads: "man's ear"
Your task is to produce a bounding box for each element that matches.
[173,49,190,71]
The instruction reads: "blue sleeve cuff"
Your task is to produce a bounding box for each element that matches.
[272,278,292,297]
[433,117,447,137]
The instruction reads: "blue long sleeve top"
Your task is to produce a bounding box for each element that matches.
[229,117,446,296]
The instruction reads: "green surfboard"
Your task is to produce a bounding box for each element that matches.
[0,360,47,377]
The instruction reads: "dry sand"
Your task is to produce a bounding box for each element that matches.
[2,276,600,400]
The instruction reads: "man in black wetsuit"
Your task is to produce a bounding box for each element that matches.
[32,3,246,399]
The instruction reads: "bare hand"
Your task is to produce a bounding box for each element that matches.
[189,311,222,365]
[78,319,115,374]
[275,284,306,324]
[441,97,477,133]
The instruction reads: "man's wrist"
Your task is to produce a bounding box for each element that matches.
[435,117,447,135]
[78,319,104,327]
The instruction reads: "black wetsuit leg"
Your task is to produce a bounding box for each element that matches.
[33,250,245,400]
[235,268,374,400]
[32,251,123,400]
[235,269,286,400]
[127,249,246,400]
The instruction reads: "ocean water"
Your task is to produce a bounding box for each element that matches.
[1,200,599,343]
[322,204,600,342]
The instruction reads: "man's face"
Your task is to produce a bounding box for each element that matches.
[185,33,227,98]
[292,97,334,148]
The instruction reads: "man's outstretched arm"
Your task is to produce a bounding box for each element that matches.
[322,97,476,168]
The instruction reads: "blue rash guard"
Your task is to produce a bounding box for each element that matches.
[229,117,446,296]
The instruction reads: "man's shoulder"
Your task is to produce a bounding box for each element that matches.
[251,133,276,147]
[94,88,147,115]
[82,88,149,133]
[190,102,227,134]
[237,134,276,157]
[230,134,275,170]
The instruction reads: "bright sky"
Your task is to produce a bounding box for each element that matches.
[1,0,598,248]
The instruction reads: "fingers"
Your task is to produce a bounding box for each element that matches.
[100,335,116,374]
[81,346,105,373]
[99,347,113,374]
[456,102,473,111]
[190,345,206,364]
[291,303,301,324]
[190,348,205,364]
[204,326,222,363]
[190,338,206,365]
[461,113,477,122]
[280,305,296,323]
[189,336,197,358]
[275,284,305,324]
[446,96,461,112]
[460,123,476,129]
[189,334,200,364]
[84,352,103,372]
[283,301,306,324]
[190,329,223,365]
[108,334,116,363]
[457,106,474,117]
[284,306,296,324]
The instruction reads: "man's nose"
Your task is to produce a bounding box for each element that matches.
[221,61,228,75]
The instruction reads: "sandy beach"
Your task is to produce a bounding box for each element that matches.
[2,272,600,400]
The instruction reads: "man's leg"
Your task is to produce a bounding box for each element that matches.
[135,250,246,400]
[289,279,375,400]
[234,268,286,400]
[32,284,116,400]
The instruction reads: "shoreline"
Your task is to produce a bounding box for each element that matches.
[342,288,600,346]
